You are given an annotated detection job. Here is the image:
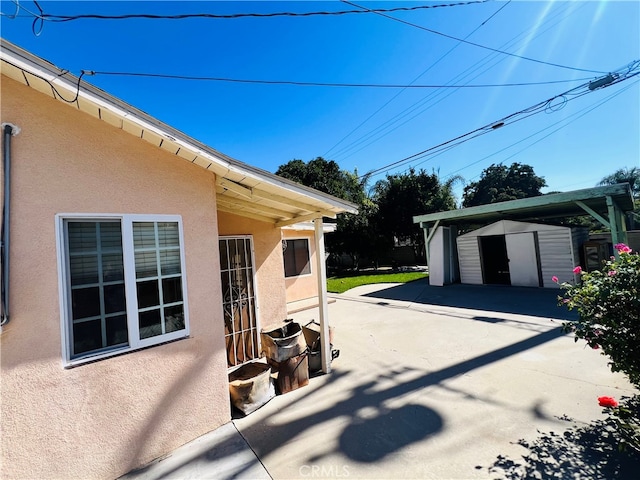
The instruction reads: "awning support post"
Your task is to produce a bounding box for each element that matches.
[314,217,331,374]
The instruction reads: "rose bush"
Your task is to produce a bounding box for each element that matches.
[556,243,640,456]
[557,243,640,388]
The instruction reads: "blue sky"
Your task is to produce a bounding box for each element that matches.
[2,1,639,201]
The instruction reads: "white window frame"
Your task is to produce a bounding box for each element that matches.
[56,213,190,367]
[283,237,313,278]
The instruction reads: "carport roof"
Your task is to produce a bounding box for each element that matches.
[413,183,634,227]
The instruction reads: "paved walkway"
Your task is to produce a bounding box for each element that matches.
[123,282,636,479]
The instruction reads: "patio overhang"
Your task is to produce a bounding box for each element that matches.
[0,39,358,225]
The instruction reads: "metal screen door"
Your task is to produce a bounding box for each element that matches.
[219,236,259,368]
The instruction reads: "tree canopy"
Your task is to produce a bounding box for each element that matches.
[275,157,363,203]
[462,163,546,208]
[372,169,459,248]
[598,167,639,199]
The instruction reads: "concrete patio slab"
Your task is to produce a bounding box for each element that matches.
[234,281,636,479]
[119,422,270,480]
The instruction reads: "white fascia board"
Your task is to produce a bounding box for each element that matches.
[1,40,359,215]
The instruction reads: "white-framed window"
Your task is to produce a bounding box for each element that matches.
[283,238,311,278]
[56,214,189,366]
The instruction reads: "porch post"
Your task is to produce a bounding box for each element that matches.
[314,217,331,374]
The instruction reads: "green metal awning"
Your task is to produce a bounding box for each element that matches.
[413,183,635,252]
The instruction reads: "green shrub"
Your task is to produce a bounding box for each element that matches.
[556,243,640,457]
[557,243,640,388]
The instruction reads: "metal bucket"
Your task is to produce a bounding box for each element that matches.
[261,321,306,363]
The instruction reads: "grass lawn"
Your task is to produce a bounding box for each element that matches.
[327,271,428,294]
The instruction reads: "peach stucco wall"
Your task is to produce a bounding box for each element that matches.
[0,78,231,479]
[217,211,288,329]
[282,229,319,303]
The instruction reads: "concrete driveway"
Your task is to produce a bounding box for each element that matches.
[233,281,635,479]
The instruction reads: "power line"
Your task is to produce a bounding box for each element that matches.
[83,70,593,89]
[438,79,639,180]
[342,0,607,75]
[360,61,640,179]
[327,1,587,162]
[4,0,489,35]
[322,0,513,159]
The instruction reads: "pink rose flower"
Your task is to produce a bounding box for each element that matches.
[614,243,632,254]
[598,396,618,408]
[551,275,559,283]
[573,266,582,274]
[608,270,617,277]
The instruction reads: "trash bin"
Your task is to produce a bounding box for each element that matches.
[302,320,339,374]
[228,362,275,415]
[261,320,306,363]
[270,352,309,394]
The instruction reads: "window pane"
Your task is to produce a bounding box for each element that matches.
[102,253,124,282]
[66,220,129,359]
[70,255,98,286]
[294,240,311,275]
[165,305,185,333]
[160,249,181,275]
[133,222,156,249]
[100,223,124,251]
[139,309,162,339]
[68,222,97,252]
[162,277,183,304]
[106,315,128,346]
[71,287,101,319]
[73,320,102,355]
[135,251,158,278]
[137,280,160,309]
[283,242,297,277]
[104,284,126,314]
[158,222,179,247]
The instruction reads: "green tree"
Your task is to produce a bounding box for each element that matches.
[372,169,460,260]
[598,167,640,229]
[598,166,640,199]
[462,163,546,207]
[275,157,362,203]
[275,158,373,267]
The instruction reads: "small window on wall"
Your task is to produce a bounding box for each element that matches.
[58,215,189,366]
[283,238,311,277]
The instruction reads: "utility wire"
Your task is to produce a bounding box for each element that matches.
[4,0,489,35]
[360,61,640,179]
[83,71,593,89]
[328,1,586,162]
[432,79,640,180]
[322,0,512,159]
[342,0,607,75]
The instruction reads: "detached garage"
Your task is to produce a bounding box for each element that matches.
[413,184,634,289]
[456,220,587,288]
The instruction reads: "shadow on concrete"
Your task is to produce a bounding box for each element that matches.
[124,322,566,478]
[362,281,578,320]
[235,326,564,470]
[486,395,640,479]
[338,403,443,463]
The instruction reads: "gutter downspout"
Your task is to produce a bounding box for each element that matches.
[1,123,20,327]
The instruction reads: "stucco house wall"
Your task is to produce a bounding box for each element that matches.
[1,77,231,479]
[217,210,288,329]
[282,229,318,304]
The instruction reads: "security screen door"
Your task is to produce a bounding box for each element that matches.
[219,236,259,368]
